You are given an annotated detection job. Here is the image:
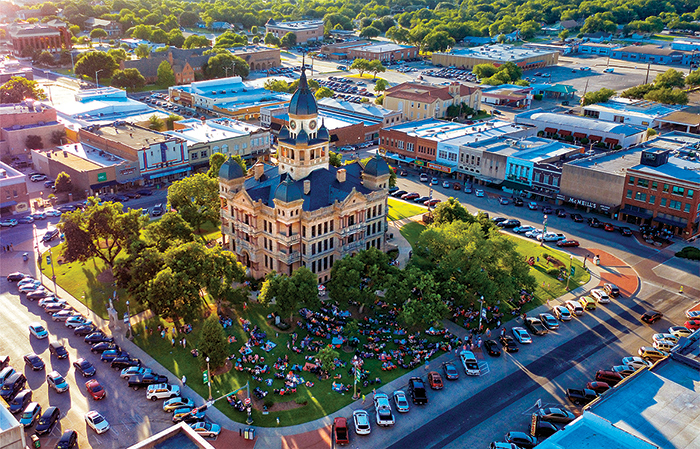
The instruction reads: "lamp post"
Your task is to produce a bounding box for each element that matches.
[540,214,548,247]
[566,255,574,291]
[95,69,104,88]
[206,356,212,401]
[48,247,57,297]
[33,224,42,283]
[126,300,132,340]
[478,295,484,333]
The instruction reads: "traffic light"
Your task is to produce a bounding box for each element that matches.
[570,266,575,276]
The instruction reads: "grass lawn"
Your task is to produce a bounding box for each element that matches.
[132,300,451,427]
[388,198,427,222]
[40,243,145,320]
[399,221,426,248]
[507,236,591,309]
[652,34,674,41]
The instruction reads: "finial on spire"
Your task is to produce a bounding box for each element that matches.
[302,53,306,73]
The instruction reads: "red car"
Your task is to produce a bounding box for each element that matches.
[424,199,441,206]
[427,371,443,390]
[685,320,700,330]
[604,223,615,232]
[556,239,580,247]
[401,192,420,200]
[85,379,106,400]
[586,381,610,394]
[452,183,461,190]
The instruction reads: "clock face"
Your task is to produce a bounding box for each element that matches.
[290,120,297,130]
[309,120,317,130]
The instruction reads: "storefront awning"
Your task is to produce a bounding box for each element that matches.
[604,138,619,145]
[502,179,530,190]
[117,176,142,184]
[588,135,602,142]
[544,127,557,134]
[621,206,652,219]
[558,130,572,136]
[90,180,118,190]
[653,215,685,227]
[573,132,586,139]
[0,200,18,208]
[384,152,415,163]
[144,166,191,180]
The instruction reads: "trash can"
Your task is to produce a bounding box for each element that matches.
[247,428,255,440]
[31,435,40,448]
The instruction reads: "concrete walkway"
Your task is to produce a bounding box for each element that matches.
[387,213,424,268]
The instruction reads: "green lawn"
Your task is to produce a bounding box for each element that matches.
[399,221,426,248]
[40,243,145,320]
[132,300,449,427]
[388,198,427,222]
[507,236,591,310]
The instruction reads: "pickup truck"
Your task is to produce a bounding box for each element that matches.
[374,393,395,426]
[460,350,480,376]
[334,417,349,445]
[525,317,549,336]
[566,388,598,406]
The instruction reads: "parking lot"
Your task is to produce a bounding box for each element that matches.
[0,282,173,448]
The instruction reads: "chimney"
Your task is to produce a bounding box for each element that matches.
[304,180,311,195]
[337,168,346,183]
[254,163,264,180]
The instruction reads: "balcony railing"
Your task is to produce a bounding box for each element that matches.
[280,251,301,265]
[278,233,301,246]
[339,223,364,236]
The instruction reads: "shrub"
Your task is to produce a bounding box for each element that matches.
[580,137,589,144]
[546,268,560,277]
[676,246,700,260]
[534,94,543,100]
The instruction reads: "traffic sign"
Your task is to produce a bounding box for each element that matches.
[571,267,576,276]
[203,370,209,384]
[244,397,251,406]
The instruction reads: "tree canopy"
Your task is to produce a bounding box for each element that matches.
[157,60,176,87]
[581,88,616,106]
[112,68,147,91]
[0,76,46,103]
[74,51,118,81]
[167,173,220,236]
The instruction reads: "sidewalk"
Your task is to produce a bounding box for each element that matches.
[387,213,424,268]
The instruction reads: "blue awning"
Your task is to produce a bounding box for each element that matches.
[384,152,415,163]
[653,215,686,226]
[144,166,191,180]
[117,176,143,184]
[0,200,17,208]
[621,206,653,219]
[90,180,118,190]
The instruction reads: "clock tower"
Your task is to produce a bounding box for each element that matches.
[277,64,330,179]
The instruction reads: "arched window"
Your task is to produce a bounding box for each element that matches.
[222,144,229,153]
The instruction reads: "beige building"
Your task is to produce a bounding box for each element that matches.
[218,67,390,282]
[264,19,324,44]
[432,45,559,70]
[383,82,481,121]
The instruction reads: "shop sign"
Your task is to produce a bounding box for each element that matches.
[427,162,452,173]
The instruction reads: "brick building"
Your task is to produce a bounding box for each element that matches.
[121,47,209,85]
[231,46,281,72]
[0,161,30,215]
[8,20,71,56]
[218,67,390,281]
[0,102,64,157]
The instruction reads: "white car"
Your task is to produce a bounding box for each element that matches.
[475,189,485,197]
[393,390,410,413]
[17,277,37,286]
[513,225,535,234]
[552,305,572,321]
[537,232,566,242]
[65,316,92,329]
[19,282,43,293]
[525,229,543,239]
[38,297,67,308]
[29,322,49,339]
[189,421,221,438]
[459,350,480,375]
[373,393,395,426]
[652,333,679,344]
[353,409,371,435]
[121,366,153,380]
[85,410,110,434]
[45,210,62,217]
[590,289,610,304]
[565,300,584,316]
[621,356,652,370]
[512,327,532,344]
[146,383,180,400]
[686,309,700,319]
[668,326,693,338]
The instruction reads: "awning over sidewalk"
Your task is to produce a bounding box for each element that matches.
[558,130,572,136]
[502,179,530,190]
[653,215,685,227]
[573,132,586,139]
[621,205,652,219]
[544,127,557,134]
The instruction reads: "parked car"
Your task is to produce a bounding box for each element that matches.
[567,388,598,405]
[419,173,429,182]
[146,383,180,401]
[505,431,537,449]
[611,364,636,377]
[555,208,567,217]
[121,366,153,380]
[90,342,119,353]
[565,300,584,316]
[590,289,610,304]
[498,219,521,228]
[556,239,580,247]
[73,358,96,377]
[539,313,559,330]
[0,372,26,401]
[85,410,110,434]
[586,381,610,394]
[52,310,78,322]
[47,371,70,393]
[668,326,692,338]
[686,320,700,330]
[392,390,410,413]
[513,225,535,234]
[483,339,501,357]
[65,316,92,329]
[595,370,623,386]
[110,357,141,370]
[74,325,97,336]
[6,272,30,282]
[28,322,49,339]
[19,402,41,427]
[578,296,596,310]
[35,406,60,435]
[442,362,459,380]
[500,335,519,353]
[24,353,45,371]
[552,305,572,321]
[8,389,32,414]
[86,379,106,400]
[163,397,194,413]
[460,350,480,374]
[151,204,164,216]
[190,421,221,439]
[85,331,114,344]
[475,189,485,197]
[603,283,620,297]
[48,342,69,359]
[498,197,510,205]
[408,377,428,404]
[173,406,205,423]
[353,409,371,435]
[571,213,584,222]
[536,407,575,423]
[527,202,538,210]
[525,317,548,336]
[427,371,443,390]
[511,327,532,344]
[128,373,168,390]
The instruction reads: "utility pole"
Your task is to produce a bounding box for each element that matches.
[644,61,651,84]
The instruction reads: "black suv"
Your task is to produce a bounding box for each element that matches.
[35,406,60,435]
[0,372,27,401]
[408,377,428,405]
[127,373,168,390]
[111,357,141,371]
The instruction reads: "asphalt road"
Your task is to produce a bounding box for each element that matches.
[0,281,174,448]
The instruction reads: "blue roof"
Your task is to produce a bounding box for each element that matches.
[630,156,700,184]
[244,162,371,210]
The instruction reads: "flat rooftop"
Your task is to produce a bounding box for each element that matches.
[536,413,659,449]
[586,356,700,449]
[166,118,264,144]
[584,99,684,119]
[88,123,170,149]
[267,20,323,30]
[630,155,700,184]
[385,118,531,145]
[0,102,51,116]
[56,142,125,168]
[516,109,646,136]
[471,136,582,162]
[438,44,557,61]
[354,43,415,53]
[565,147,644,175]
[0,406,19,432]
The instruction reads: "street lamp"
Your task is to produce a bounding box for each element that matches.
[48,247,57,297]
[540,214,548,247]
[126,300,132,340]
[478,296,484,333]
[206,356,212,401]
[95,69,104,88]
[33,224,42,283]
[566,255,574,291]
